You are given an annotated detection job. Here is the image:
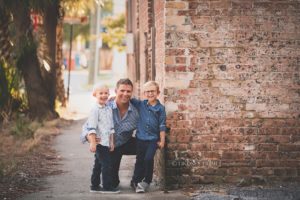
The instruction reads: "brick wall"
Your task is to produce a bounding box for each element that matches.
[154,0,166,91]
[138,0,157,84]
[164,0,300,187]
[138,0,149,84]
[153,0,166,187]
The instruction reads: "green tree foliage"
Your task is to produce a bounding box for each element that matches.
[62,0,113,42]
[101,13,126,52]
[0,0,116,121]
[0,62,26,122]
[0,2,27,121]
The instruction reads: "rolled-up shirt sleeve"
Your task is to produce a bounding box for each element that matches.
[159,106,167,132]
[80,122,89,143]
[87,107,98,135]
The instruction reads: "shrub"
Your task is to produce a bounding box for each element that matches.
[10,115,41,139]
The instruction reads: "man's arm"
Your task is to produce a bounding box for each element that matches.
[130,97,141,107]
[80,122,89,143]
[109,133,115,151]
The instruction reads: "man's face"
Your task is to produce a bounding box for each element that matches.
[115,84,133,104]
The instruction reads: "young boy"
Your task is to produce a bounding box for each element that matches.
[130,81,166,193]
[81,84,120,194]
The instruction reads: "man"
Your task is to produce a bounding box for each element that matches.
[81,78,139,189]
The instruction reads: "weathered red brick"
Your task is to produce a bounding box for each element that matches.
[176,135,191,143]
[191,143,211,151]
[129,0,300,186]
[256,160,281,168]
[278,144,300,152]
[222,152,245,160]
[257,144,278,151]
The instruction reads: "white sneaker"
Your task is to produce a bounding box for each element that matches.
[100,187,120,194]
[135,184,145,193]
[137,181,149,192]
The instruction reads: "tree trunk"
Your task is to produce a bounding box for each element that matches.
[55,7,67,107]
[11,1,58,120]
[43,0,59,110]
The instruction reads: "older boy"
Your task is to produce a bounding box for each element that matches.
[130,81,166,193]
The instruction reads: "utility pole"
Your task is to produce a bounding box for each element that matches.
[88,6,96,85]
[64,16,88,101]
[88,0,103,85]
[94,0,102,84]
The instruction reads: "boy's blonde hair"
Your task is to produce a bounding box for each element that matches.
[143,81,160,92]
[92,83,109,96]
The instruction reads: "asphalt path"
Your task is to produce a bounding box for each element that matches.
[19,119,189,200]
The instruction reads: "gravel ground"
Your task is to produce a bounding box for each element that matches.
[191,183,300,200]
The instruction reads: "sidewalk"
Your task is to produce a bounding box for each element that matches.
[19,119,189,200]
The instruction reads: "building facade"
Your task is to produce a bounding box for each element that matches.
[126,0,300,188]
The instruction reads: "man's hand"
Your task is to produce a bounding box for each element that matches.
[108,95,116,101]
[89,142,97,153]
[95,137,101,144]
[109,143,115,152]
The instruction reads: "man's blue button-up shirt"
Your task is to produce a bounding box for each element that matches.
[109,100,139,147]
[80,100,139,147]
[130,98,166,141]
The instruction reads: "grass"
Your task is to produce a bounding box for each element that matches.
[10,116,41,139]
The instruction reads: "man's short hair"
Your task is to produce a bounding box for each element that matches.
[116,78,133,88]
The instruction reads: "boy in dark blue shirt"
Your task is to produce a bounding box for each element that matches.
[130,81,166,193]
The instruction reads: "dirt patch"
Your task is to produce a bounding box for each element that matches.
[0,118,73,200]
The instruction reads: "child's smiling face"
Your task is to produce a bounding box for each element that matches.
[93,87,109,105]
[144,85,159,105]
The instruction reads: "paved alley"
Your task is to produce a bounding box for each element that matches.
[19,119,189,200]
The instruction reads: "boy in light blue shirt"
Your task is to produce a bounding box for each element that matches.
[81,84,120,194]
[130,81,166,193]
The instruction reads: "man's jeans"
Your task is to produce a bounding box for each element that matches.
[132,139,158,184]
[91,144,114,190]
[111,137,136,188]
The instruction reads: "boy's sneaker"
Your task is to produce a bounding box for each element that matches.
[136,181,149,193]
[135,184,145,193]
[100,188,120,194]
[99,187,120,194]
[90,186,102,193]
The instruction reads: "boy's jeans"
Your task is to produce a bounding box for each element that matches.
[91,146,101,188]
[91,144,114,190]
[132,139,158,184]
